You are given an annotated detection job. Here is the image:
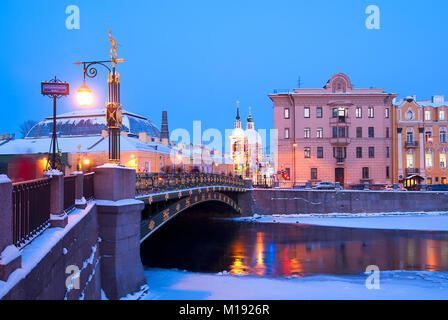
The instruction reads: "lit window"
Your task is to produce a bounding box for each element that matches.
[356,107,362,118]
[440,110,446,121]
[426,153,433,168]
[284,128,290,139]
[368,107,374,118]
[304,107,310,118]
[317,128,323,138]
[304,147,311,158]
[385,108,390,119]
[284,108,290,119]
[425,110,432,121]
[406,154,414,168]
[304,128,310,139]
[440,153,447,169]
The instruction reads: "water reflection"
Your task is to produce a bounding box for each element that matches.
[140,214,448,278]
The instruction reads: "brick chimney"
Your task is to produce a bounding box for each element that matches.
[161,111,169,141]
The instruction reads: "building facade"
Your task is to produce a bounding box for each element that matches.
[270,73,397,188]
[393,95,448,187]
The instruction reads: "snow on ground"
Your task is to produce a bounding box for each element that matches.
[142,268,448,300]
[233,212,448,231]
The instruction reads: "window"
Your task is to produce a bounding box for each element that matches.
[440,129,447,144]
[362,167,370,179]
[425,110,431,121]
[385,108,390,119]
[316,107,323,118]
[406,154,414,168]
[440,153,447,169]
[317,128,323,138]
[369,147,375,158]
[356,127,362,138]
[356,107,362,118]
[426,152,433,168]
[339,127,346,138]
[386,146,390,158]
[368,107,374,118]
[368,127,375,138]
[427,177,433,185]
[284,108,290,119]
[386,166,390,179]
[304,128,310,139]
[284,128,290,139]
[356,147,363,159]
[332,108,338,118]
[442,177,447,184]
[311,168,318,180]
[317,147,323,159]
[440,110,446,121]
[332,127,338,138]
[304,147,311,158]
[304,107,310,118]
[406,131,414,143]
[425,131,433,143]
[386,127,390,138]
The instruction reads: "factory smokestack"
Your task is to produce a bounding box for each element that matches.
[161,110,169,141]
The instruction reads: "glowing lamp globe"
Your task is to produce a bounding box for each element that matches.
[77,83,93,106]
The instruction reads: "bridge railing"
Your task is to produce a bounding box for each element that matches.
[136,172,245,196]
[12,178,51,247]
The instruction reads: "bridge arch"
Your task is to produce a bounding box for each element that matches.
[140,192,241,243]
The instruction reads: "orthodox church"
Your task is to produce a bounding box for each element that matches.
[229,101,262,181]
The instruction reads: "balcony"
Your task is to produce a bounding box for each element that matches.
[330,117,351,125]
[405,141,419,148]
[335,157,345,165]
[330,137,351,146]
[405,168,420,175]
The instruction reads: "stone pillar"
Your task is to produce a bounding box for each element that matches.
[363,182,370,190]
[93,164,146,300]
[393,183,398,191]
[45,170,68,228]
[419,128,425,179]
[72,171,87,209]
[0,175,21,281]
[397,128,403,179]
[335,182,341,190]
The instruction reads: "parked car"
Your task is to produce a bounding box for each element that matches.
[427,184,448,191]
[313,182,336,190]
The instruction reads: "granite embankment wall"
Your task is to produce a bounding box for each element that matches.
[249,189,448,215]
[1,204,101,300]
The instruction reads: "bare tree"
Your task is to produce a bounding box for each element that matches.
[19,120,37,138]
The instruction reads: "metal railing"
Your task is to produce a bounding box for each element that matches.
[12,178,51,247]
[136,173,245,196]
[83,172,95,200]
[405,141,419,148]
[64,175,76,211]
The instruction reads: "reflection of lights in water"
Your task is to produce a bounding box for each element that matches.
[407,239,415,266]
[441,242,448,268]
[426,239,438,271]
[254,232,266,276]
[229,237,249,275]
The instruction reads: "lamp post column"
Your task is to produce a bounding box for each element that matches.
[107,68,121,163]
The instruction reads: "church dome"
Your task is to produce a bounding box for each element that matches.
[231,127,246,138]
[26,108,161,139]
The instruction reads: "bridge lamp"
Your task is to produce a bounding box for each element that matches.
[76,82,93,107]
[83,159,91,165]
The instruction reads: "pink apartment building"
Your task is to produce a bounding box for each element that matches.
[269,73,397,188]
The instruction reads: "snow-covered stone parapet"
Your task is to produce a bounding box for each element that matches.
[0,174,11,184]
[44,169,63,177]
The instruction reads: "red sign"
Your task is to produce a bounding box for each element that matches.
[41,82,69,96]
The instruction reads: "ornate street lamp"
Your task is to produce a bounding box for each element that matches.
[74,30,124,163]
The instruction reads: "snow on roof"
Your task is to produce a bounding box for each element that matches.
[0,135,172,155]
[26,108,161,139]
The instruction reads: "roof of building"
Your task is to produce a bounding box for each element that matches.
[395,95,447,108]
[25,108,161,139]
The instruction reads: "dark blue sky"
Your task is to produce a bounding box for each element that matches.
[1,0,447,137]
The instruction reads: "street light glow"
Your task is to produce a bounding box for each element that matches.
[77,83,93,106]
